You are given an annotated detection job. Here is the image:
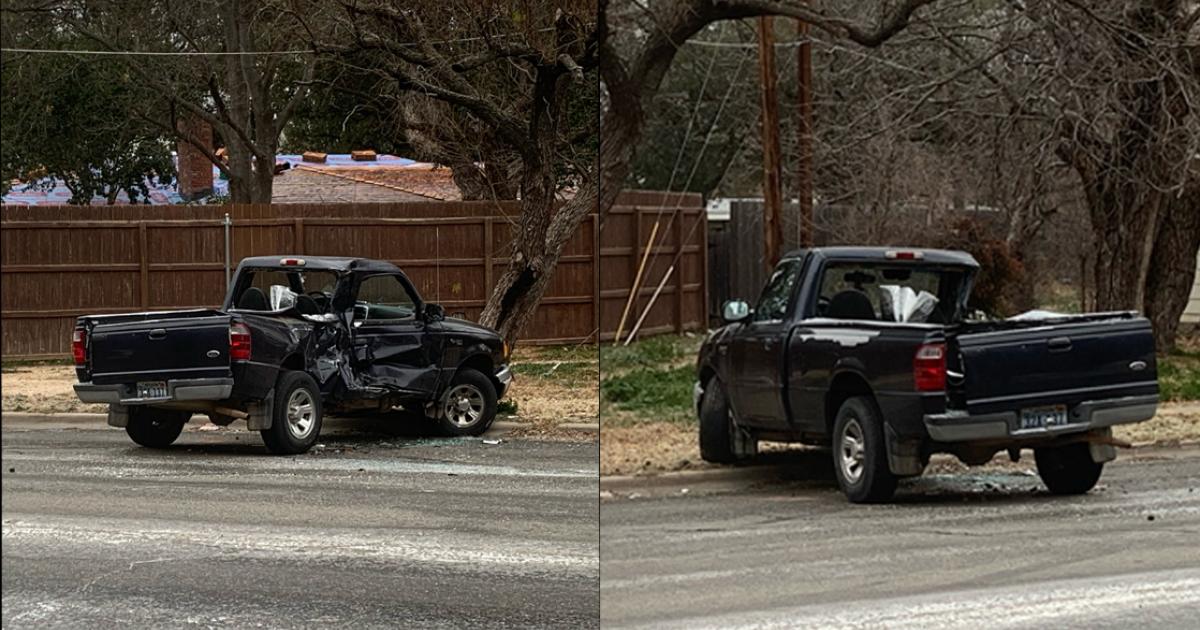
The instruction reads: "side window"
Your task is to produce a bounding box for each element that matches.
[356,275,418,321]
[754,259,802,322]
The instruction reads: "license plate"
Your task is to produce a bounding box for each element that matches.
[1019,404,1068,430]
[136,381,168,400]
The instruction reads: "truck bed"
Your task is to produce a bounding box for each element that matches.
[82,309,233,385]
[945,311,1158,417]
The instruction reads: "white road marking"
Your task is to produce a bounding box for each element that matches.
[616,569,1200,630]
[3,516,597,573]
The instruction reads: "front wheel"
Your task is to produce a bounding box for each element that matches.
[125,408,190,448]
[261,371,323,455]
[435,369,497,437]
[832,397,897,503]
[698,378,756,464]
[1035,443,1104,495]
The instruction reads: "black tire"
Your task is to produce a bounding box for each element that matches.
[436,368,497,437]
[832,396,897,503]
[1035,443,1104,495]
[261,371,323,455]
[125,408,190,448]
[699,379,737,464]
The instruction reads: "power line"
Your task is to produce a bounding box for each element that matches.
[0,47,312,56]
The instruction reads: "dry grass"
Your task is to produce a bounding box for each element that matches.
[1,364,103,414]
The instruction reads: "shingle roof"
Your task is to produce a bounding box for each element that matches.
[1,153,460,206]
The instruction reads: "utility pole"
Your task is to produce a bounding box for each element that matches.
[758,16,784,271]
[796,19,814,248]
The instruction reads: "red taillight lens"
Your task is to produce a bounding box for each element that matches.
[914,343,946,391]
[229,322,252,361]
[72,328,87,365]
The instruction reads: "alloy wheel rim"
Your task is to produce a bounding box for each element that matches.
[286,388,316,439]
[839,417,866,484]
[444,384,485,428]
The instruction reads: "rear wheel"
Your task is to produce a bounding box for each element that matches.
[1035,443,1103,495]
[699,379,756,464]
[125,408,190,448]
[832,397,897,503]
[261,371,323,455]
[435,369,497,437]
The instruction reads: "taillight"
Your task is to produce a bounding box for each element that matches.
[913,343,946,391]
[72,328,87,365]
[229,322,252,361]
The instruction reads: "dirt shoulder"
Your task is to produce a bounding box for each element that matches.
[600,403,1200,476]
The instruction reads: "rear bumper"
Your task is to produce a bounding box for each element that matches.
[74,378,234,405]
[924,394,1158,442]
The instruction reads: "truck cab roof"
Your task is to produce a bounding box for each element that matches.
[784,247,980,268]
[236,255,402,274]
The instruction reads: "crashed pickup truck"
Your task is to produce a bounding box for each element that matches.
[695,247,1158,503]
[73,256,512,454]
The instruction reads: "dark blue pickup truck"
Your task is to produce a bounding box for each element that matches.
[73,256,512,454]
[696,247,1158,502]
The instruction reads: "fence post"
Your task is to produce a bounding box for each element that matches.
[632,206,643,323]
[592,213,601,339]
[484,217,494,294]
[293,217,305,254]
[223,213,232,289]
[675,207,686,333]
[138,222,149,309]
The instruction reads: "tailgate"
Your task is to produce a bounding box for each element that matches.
[88,311,233,384]
[947,313,1158,415]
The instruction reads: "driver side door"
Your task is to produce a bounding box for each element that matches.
[727,259,803,429]
[350,273,441,395]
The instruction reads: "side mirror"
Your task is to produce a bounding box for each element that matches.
[722,300,751,324]
[424,303,446,322]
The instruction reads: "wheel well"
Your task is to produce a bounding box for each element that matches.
[699,366,716,388]
[456,353,497,389]
[280,353,305,372]
[825,372,875,432]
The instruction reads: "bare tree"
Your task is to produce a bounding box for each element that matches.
[19,0,317,202]
[597,0,937,225]
[602,0,1199,349]
[304,1,599,347]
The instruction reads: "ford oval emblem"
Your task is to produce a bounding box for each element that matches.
[207,350,220,358]
[1129,360,1147,371]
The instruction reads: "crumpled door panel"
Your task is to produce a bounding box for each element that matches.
[351,321,439,395]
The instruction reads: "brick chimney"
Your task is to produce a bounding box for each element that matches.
[177,118,214,201]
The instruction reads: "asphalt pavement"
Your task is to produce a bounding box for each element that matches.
[600,446,1200,629]
[1,417,599,629]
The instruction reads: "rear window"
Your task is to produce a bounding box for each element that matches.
[231,268,338,313]
[815,263,969,324]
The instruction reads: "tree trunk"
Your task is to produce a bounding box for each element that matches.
[1085,184,1169,313]
[1143,184,1200,353]
[478,161,598,348]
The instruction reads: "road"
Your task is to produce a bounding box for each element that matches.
[601,447,1200,629]
[1,418,599,629]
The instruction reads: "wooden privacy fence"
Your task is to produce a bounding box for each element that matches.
[598,191,707,342]
[1,191,706,359]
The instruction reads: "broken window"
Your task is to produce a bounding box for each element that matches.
[356,274,418,321]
